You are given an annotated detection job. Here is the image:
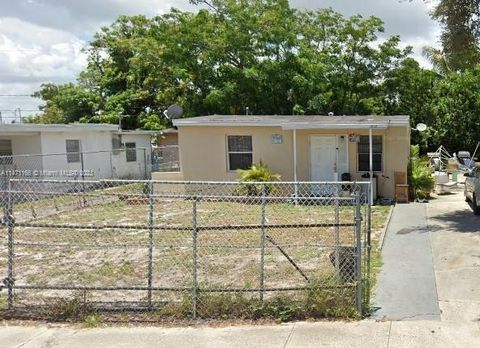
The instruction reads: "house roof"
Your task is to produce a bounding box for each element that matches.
[173,115,410,130]
[159,128,178,134]
[0,123,156,135]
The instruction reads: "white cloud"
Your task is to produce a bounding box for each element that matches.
[0,17,87,117]
[0,0,195,35]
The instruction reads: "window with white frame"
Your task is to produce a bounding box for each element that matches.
[125,142,137,162]
[0,139,13,165]
[65,139,81,163]
[357,135,383,172]
[227,135,253,170]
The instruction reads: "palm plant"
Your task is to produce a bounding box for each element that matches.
[237,161,281,196]
[422,46,450,75]
[408,145,435,200]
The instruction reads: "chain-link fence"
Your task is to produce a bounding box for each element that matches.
[0,149,151,202]
[0,179,371,321]
[152,145,180,172]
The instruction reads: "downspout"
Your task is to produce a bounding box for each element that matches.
[293,129,298,203]
[293,129,297,182]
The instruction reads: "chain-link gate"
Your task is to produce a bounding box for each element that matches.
[0,179,371,320]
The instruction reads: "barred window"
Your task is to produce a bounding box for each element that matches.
[0,139,13,165]
[125,142,137,162]
[65,139,81,163]
[358,136,382,172]
[112,135,122,155]
[227,135,252,170]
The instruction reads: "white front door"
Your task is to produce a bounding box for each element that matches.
[310,136,337,181]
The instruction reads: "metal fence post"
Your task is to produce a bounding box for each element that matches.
[354,190,363,315]
[143,149,148,179]
[6,179,14,309]
[192,197,198,319]
[80,151,86,205]
[147,180,154,309]
[334,191,340,276]
[366,184,372,308]
[259,184,267,302]
[109,151,114,178]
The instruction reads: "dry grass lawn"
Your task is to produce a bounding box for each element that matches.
[0,183,390,317]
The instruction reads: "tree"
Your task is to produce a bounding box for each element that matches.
[295,10,410,115]
[381,58,440,151]
[29,83,100,124]
[31,1,411,128]
[423,0,480,71]
[428,66,480,151]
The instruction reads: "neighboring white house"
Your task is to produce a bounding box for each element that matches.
[0,124,154,182]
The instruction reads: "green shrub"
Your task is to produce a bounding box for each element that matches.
[84,313,103,328]
[46,295,94,322]
[408,145,435,200]
[197,293,259,320]
[237,160,281,196]
[192,275,358,322]
[0,295,6,310]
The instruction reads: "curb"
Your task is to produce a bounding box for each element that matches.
[378,205,394,251]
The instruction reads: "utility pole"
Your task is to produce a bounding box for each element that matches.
[17,108,22,123]
[0,111,2,125]
[118,113,123,130]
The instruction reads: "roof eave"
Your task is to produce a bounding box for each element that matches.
[172,121,409,129]
[117,130,158,135]
[283,120,410,129]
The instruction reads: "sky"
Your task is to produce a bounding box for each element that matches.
[0,0,440,122]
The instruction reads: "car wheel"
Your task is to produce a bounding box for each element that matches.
[473,194,480,215]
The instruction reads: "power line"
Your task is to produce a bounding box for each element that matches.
[0,109,40,112]
[0,94,34,97]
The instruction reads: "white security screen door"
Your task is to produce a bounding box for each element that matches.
[310,136,337,181]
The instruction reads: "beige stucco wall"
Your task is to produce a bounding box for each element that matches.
[156,132,178,146]
[178,126,294,182]
[152,171,184,181]
[177,125,410,199]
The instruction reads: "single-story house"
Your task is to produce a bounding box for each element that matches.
[0,123,154,182]
[170,115,411,199]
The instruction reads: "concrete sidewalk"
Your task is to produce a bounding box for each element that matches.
[372,203,441,321]
[1,320,480,348]
[427,190,480,322]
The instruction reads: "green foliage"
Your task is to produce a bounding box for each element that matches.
[380,58,440,152]
[84,314,103,328]
[408,145,435,200]
[47,295,94,322]
[237,160,281,196]
[382,59,480,153]
[30,1,410,128]
[195,277,357,322]
[427,66,480,151]
[430,0,480,72]
[302,278,358,319]
[237,160,281,182]
[0,295,6,310]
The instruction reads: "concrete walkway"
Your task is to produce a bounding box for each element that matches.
[427,191,480,322]
[372,203,441,320]
[1,320,480,348]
